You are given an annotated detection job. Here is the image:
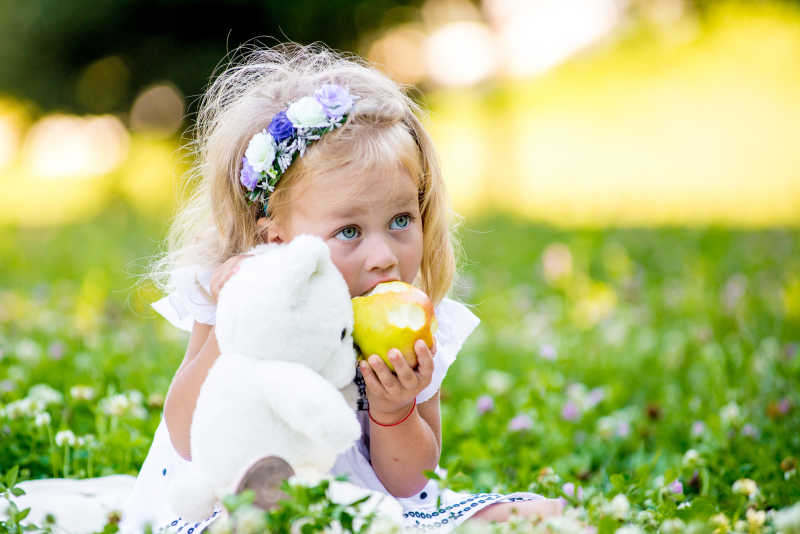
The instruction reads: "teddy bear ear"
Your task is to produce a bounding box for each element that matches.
[288,234,333,281]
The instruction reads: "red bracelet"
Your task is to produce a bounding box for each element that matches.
[368,399,417,427]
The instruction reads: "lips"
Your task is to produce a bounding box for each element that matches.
[363,278,400,296]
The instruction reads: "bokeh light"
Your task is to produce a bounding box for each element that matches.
[129,83,185,138]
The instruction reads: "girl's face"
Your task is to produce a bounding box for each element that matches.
[269,163,424,298]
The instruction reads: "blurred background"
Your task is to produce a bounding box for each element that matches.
[1,0,799,228]
[1,2,800,518]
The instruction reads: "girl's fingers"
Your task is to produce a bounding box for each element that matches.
[359,360,386,396]
[390,350,417,389]
[415,340,435,382]
[368,355,399,392]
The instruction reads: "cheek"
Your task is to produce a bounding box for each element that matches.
[328,247,358,295]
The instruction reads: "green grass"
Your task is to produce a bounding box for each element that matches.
[1,203,799,533]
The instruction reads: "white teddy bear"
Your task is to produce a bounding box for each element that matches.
[167,234,362,521]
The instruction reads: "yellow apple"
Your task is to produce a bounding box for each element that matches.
[352,281,438,371]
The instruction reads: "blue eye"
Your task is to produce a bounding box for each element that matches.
[336,226,359,241]
[391,214,410,230]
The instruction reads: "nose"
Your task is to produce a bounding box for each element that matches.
[363,233,398,273]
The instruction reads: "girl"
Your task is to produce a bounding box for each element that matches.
[120,43,564,533]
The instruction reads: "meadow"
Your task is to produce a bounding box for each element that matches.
[0,203,798,533]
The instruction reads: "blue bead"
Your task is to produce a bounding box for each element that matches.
[420,491,428,499]
[162,468,167,476]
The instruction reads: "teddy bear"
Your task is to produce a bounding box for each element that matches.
[167,234,362,521]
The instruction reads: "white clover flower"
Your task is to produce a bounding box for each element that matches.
[244,131,277,173]
[364,516,405,534]
[15,338,41,362]
[125,389,144,405]
[677,501,692,510]
[70,385,96,401]
[76,434,95,448]
[544,515,586,534]
[485,369,513,394]
[746,509,765,528]
[720,402,741,424]
[34,412,51,427]
[773,502,800,533]
[615,525,645,534]
[606,494,630,520]
[28,384,63,406]
[4,398,38,419]
[100,394,131,417]
[286,96,329,128]
[710,513,730,530]
[732,478,758,498]
[55,429,76,447]
[734,520,747,533]
[660,518,685,533]
[234,504,266,534]
[207,515,233,534]
[637,510,655,522]
[130,405,147,420]
[683,449,701,466]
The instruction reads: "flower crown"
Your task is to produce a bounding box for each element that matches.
[239,83,357,213]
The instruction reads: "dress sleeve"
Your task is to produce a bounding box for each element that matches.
[150,265,217,332]
[416,297,480,404]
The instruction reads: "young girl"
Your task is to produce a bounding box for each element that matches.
[120,43,564,533]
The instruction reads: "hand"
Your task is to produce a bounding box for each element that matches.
[209,254,253,304]
[360,339,436,424]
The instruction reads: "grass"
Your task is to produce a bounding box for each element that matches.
[1,202,798,532]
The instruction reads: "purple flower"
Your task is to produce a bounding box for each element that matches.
[315,84,354,118]
[240,156,260,191]
[539,343,557,360]
[561,400,580,421]
[586,387,606,409]
[476,395,494,414]
[778,397,791,414]
[742,424,760,439]
[48,341,65,360]
[508,414,533,431]
[691,420,705,437]
[562,482,576,498]
[669,479,683,494]
[268,111,295,143]
[616,421,631,438]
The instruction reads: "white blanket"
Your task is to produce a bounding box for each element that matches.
[0,475,136,534]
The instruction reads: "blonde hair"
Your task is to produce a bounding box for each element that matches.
[151,42,460,306]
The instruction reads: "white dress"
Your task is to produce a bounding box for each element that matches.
[119,266,544,534]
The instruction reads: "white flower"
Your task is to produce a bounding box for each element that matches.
[286,96,329,128]
[234,504,266,534]
[76,434,95,448]
[615,525,644,534]
[208,515,233,534]
[545,515,586,534]
[720,402,741,424]
[773,502,800,533]
[55,429,76,447]
[636,510,655,524]
[485,369,513,394]
[4,398,41,419]
[100,394,131,417]
[15,338,40,362]
[70,385,96,401]
[364,516,405,534]
[746,509,765,528]
[683,449,701,466]
[34,412,51,427]
[28,384,63,406]
[660,518,685,533]
[732,478,758,498]
[244,131,277,173]
[607,494,630,520]
[125,389,144,405]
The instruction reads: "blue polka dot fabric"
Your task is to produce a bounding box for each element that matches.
[156,507,222,534]
[401,490,544,531]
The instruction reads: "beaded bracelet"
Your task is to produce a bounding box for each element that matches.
[368,399,417,427]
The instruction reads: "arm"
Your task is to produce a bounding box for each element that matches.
[369,391,441,497]
[361,341,441,497]
[164,322,221,461]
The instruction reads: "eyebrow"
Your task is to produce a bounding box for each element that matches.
[331,193,417,218]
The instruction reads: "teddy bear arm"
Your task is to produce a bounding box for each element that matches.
[262,362,361,451]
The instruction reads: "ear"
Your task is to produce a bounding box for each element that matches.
[256,216,284,244]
